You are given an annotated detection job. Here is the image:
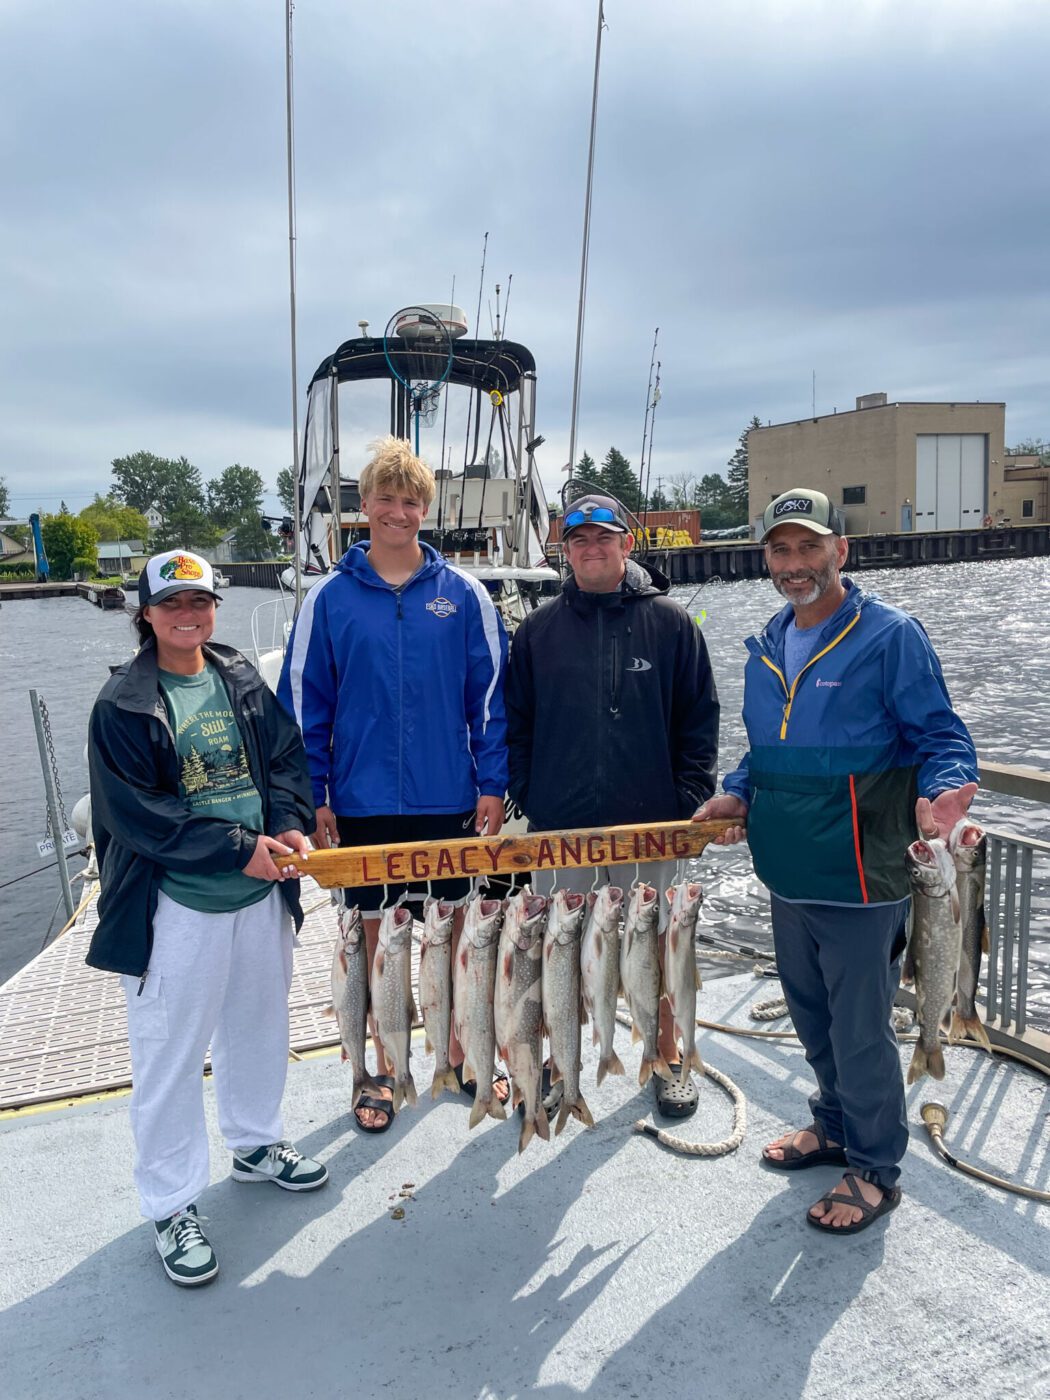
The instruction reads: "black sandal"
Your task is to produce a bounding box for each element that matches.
[454,1062,511,1106]
[762,1121,848,1171]
[353,1074,395,1135]
[807,1172,902,1235]
[655,1070,699,1119]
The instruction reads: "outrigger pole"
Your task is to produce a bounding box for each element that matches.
[566,0,606,476]
[284,0,302,611]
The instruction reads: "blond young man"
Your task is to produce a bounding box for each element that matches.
[278,437,509,1131]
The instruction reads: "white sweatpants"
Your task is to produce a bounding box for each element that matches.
[122,887,294,1222]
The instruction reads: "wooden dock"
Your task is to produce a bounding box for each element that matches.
[632,521,1050,585]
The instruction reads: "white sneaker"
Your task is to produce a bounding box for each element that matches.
[154,1205,218,1287]
[231,1141,329,1191]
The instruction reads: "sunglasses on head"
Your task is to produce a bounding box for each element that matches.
[564,506,620,530]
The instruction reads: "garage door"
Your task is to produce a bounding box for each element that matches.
[914,434,986,532]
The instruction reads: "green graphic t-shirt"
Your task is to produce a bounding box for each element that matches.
[158,664,272,913]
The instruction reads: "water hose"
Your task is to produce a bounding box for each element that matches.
[920,1102,1050,1204]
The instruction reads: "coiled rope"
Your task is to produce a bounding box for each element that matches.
[616,1009,746,1157]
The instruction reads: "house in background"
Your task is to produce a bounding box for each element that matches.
[0,528,35,566]
[96,540,149,576]
[143,506,163,534]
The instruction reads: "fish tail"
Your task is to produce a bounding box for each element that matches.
[653,1056,674,1082]
[683,1046,704,1078]
[573,1095,595,1129]
[949,1011,992,1052]
[927,1043,946,1080]
[468,1096,488,1130]
[907,1043,928,1085]
[352,1072,383,1110]
[518,1116,536,1154]
[555,1097,571,1136]
[402,1072,418,1110]
[430,1067,460,1100]
[638,1058,653,1087]
[488,1094,508,1123]
[536,1106,551,1143]
[597,1050,625,1086]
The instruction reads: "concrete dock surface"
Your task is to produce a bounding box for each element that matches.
[2,973,1047,1400]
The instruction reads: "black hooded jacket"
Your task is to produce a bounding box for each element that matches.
[506,559,719,831]
[87,639,315,977]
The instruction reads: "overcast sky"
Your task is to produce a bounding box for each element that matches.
[3,0,1048,519]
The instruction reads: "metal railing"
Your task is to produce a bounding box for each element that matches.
[984,829,1048,1036]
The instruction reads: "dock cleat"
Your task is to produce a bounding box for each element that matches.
[231,1141,329,1191]
[154,1205,218,1287]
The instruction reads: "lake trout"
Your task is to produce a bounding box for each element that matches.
[369,902,418,1112]
[419,896,459,1098]
[620,882,673,1087]
[580,884,625,1086]
[329,903,382,1110]
[543,889,594,1134]
[494,888,549,1153]
[453,893,507,1128]
[664,880,704,1082]
[905,837,961,1083]
[948,818,991,1051]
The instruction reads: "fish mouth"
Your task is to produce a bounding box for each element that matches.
[523,895,548,919]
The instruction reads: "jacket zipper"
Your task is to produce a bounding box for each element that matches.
[396,591,404,813]
[760,611,862,739]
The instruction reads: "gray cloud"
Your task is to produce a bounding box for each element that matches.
[2,0,1048,518]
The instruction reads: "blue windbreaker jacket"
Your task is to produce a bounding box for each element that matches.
[277,542,509,816]
[722,579,977,904]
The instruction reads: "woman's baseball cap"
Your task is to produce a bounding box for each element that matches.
[138,550,221,607]
[758,489,846,542]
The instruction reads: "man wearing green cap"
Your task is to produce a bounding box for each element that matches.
[695,487,978,1235]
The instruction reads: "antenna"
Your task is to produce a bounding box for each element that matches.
[638,326,659,523]
[566,0,607,474]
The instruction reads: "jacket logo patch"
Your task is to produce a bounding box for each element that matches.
[426,596,458,619]
[626,657,652,673]
[815,678,842,688]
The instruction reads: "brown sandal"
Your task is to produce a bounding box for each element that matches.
[761,1120,848,1171]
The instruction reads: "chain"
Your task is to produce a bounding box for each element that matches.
[39,696,70,833]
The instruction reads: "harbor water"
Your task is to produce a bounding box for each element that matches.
[2,559,1048,1023]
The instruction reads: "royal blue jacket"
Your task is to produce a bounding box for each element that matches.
[722,579,977,904]
[277,542,509,816]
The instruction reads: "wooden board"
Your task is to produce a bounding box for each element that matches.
[282,819,737,889]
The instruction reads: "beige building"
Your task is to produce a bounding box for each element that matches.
[1000,454,1050,525]
[748,394,1009,535]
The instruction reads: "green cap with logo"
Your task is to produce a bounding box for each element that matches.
[758,488,846,543]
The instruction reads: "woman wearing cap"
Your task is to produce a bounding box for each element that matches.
[87,549,327,1288]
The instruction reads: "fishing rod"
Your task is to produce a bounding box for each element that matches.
[566,0,606,475]
[637,327,659,526]
[641,360,662,528]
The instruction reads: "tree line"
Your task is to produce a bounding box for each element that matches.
[0,454,288,581]
[565,416,758,530]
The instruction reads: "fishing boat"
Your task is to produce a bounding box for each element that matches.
[250,301,559,686]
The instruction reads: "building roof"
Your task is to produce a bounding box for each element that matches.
[753,400,1006,433]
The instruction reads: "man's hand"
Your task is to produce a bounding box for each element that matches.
[275,829,312,857]
[314,804,340,850]
[915,782,978,841]
[475,795,505,836]
[244,834,298,881]
[692,794,749,846]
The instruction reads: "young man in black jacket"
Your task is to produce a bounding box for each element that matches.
[505,496,720,1116]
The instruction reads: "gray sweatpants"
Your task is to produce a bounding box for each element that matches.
[771,895,909,1189]
[122,887,294,1221]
